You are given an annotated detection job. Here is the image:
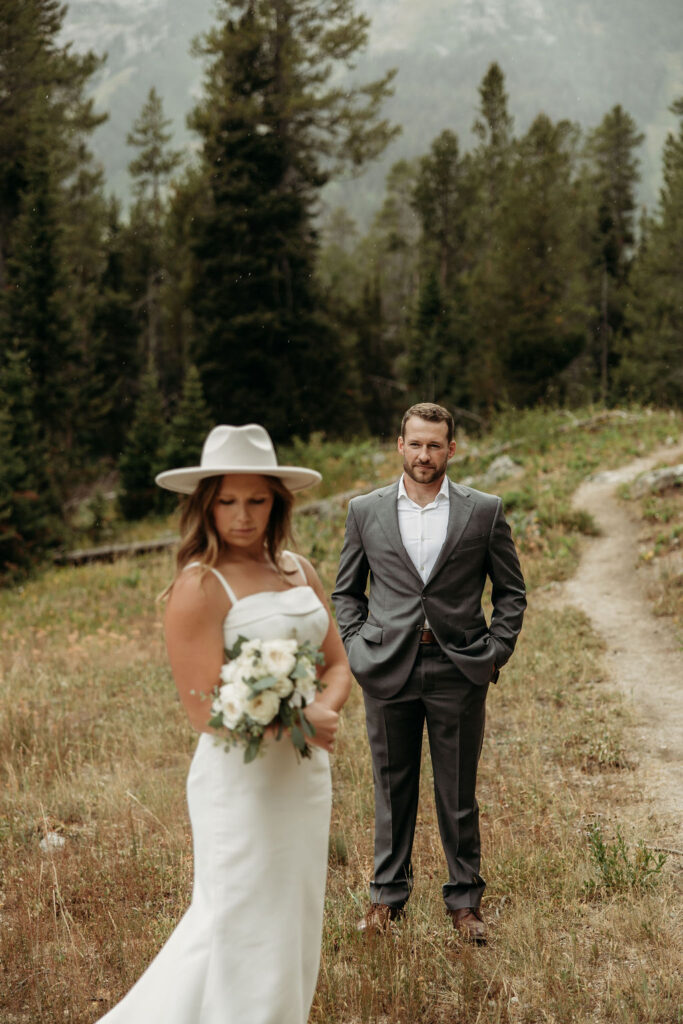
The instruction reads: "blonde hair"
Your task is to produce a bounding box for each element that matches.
[161,474,296,597]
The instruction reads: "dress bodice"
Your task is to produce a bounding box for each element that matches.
[184,554,329,651]
[222,586,329,650]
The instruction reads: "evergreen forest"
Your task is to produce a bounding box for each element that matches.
[1,0,682,580]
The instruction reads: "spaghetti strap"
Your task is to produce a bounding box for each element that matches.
[207,567,239,604]
[183,562,238,604]
[284,550,308,585]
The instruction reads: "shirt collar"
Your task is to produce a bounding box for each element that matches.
[397,474,450,507]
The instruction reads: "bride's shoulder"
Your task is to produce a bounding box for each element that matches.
[281,549,312,581]
[282,551,327,600]
[168,563,229,613]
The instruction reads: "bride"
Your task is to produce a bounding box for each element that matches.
[96,424,351,1024]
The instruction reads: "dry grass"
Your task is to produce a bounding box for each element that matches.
[1,407,682,1023]
[316,603,682,1024]
[618,461,683,632]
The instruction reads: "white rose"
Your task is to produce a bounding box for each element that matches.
[231,648,263,685]
[248,688,281,726]
[215,680,251,729]
[288,689,304,709]
[219,661,237,684]
[271,675,294,698]
[296,674,318,706]
[294,659,318,705]
[261,638,298,678]
[239,639,263,663]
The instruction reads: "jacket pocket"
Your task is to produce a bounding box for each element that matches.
[359,621,383,643]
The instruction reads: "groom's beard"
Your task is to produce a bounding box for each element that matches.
[402,453,449,485]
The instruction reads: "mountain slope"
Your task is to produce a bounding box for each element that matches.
[62,0,683,223]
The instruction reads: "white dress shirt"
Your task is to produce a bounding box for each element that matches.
[397,475,450,627]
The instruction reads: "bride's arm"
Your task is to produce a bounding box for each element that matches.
[296,556,353,752]
[164,569,230,733]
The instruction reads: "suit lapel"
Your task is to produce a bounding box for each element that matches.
[426,480,474,584]
[374,481,424,586]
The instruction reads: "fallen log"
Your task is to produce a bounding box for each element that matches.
[54,535,179,566]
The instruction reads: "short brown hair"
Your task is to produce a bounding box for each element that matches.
[400,403,454,444]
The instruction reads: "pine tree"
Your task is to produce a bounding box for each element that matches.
[405,270,444,404]
[471,61,514,225]
[156,364,213,510]
[84,200,141,458]
[465,63,516,409]
[186,0,398,440]
[363,159,421,361]
[317,216,396,436]
[0,0,105,286]
[494,114,590,404]
[317,208,365,308]
[0,341,63,580]
[0,0,107,479]
[0,0,61,280]
[616,98,683,405]
[1,135,81,474]
[584,105,644,400]
[410,131,482,414]
[126,88,183,369]
[128,88,183,215]
[353,276,400,437]
[412,130,472,291]
[118,365,169,520]
[163,364,213,470]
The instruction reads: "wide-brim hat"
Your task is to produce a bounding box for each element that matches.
[155,424,321,494]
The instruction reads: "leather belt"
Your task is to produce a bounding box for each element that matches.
[419,628,437,644]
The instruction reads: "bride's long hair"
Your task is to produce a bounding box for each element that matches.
[174,473,295,573]
[159,474,296,599]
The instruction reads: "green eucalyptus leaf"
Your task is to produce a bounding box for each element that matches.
[301,714,315,738]
[280,705,294,726]
[244,739,261,763]
[227,635,250,660]
[250,675,278,693]
[291,724,305,751]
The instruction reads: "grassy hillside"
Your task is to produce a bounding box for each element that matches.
[1,406,681,1023]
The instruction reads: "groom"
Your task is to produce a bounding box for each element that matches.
[332,403,526,943]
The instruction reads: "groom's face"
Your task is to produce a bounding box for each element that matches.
[398,417,456,484]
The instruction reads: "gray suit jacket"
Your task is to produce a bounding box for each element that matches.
[332,478,526,699]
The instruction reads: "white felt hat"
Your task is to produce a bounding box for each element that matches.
[155,424,321,494]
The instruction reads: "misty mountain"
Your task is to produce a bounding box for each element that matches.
[62,0,683,226]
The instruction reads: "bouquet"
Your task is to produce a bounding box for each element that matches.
[209,635,325,763]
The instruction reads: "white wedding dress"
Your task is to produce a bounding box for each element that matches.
[97,555,332,1024]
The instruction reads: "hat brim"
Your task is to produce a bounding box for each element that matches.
[155,465,321,495]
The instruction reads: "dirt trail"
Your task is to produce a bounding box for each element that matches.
[557,442,683,845]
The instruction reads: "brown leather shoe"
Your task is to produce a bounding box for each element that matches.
[357,902,405,934]
[447,906,487,945]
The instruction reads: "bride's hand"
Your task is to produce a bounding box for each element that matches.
[303,702,340,753]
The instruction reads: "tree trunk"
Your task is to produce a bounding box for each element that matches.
[600,265,611,404]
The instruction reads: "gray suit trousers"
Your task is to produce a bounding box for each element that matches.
[363,644,488,911]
